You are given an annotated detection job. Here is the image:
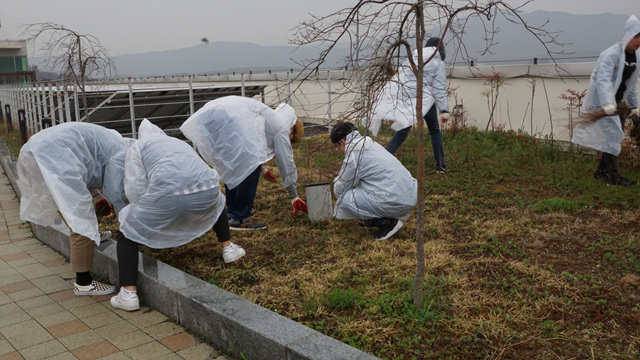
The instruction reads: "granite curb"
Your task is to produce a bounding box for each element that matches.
[0,137,380,360]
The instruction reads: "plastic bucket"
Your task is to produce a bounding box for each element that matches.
[305,181,332,221]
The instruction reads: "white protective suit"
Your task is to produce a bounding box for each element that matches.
[571,15,640,155]
[17,122,131,244]
[180,95,299,197]
[118,119,226,249]
[334,130,417,221]
[367,46,449,136]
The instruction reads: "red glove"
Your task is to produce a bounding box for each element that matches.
[261,167,277,182]
[95,199,113,218]
[291,197,308,215]
[263,170,277,182]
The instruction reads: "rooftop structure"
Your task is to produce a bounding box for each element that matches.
[0,40,35,84]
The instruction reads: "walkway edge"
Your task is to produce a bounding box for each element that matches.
[0,137,379,360]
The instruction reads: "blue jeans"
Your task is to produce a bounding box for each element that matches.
[385,104,445,168]
[225,165,262,221]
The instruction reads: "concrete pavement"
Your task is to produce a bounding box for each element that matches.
[0,163,231,360]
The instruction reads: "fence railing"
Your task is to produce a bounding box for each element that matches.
[0,70,360,141]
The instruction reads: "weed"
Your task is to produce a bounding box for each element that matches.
[326,288,363,310]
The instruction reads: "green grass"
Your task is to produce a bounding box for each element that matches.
[6,120,640,359]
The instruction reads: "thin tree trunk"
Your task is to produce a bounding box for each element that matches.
[530,78,536,135]
[413,3,425,309]
[77,35,90,122]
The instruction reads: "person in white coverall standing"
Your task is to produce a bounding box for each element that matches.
[110,120,244,312]
[180,96,308,230]
[330,122,417,241]
[572,15,640,186]
[368,37,450,172]
[17,122,132,296]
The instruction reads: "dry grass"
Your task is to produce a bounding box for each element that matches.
[4,121,640,359]
[140,127,640,359]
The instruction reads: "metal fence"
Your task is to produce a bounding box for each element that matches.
[0,70,360,140]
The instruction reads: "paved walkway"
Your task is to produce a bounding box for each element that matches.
[0,167,230,359]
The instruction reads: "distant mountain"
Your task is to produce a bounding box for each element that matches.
[443,10,626,64]
[29,11,629,77]
[112,42,351,76]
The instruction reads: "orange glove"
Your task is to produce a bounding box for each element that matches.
[95,199,113,218]
[291,197,308,215]
[261,167,277,182]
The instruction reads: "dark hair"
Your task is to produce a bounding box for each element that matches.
[330,122,355,144]
[425,37,446,61]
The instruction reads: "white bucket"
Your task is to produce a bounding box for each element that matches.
[305,182,332,221]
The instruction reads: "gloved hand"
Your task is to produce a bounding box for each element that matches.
[261,167,277,182]
[95,199,113,218]
[438,111,450,123]
[602,103,616,116]
[291,197,308,215]
[630,108,639,118]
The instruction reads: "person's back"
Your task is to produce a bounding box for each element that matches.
[17,122,130,297]
[135,132,220,196]
[340,132,416,204]
[18,122,128,241]
[180,95,271,189]
[334,129,417,221]
[119,120,226,248]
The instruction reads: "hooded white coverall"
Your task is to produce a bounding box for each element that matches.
[367,46,449,136]
[180,95,300,198]
[118,119,226,249]
[333,130,417,221]
[572,15,640,155]
[17,122,130,244]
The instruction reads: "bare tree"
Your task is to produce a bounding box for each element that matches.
[22,23,115,122]
[291,0,560,308]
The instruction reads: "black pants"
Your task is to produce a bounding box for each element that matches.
[116,211,231,287]
[596,114,625,175]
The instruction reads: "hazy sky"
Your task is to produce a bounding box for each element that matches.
[1,0,639,56]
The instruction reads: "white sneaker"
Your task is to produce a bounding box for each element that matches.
[222,243,246,263]
[100,231,112,241]
[110,287,140,311]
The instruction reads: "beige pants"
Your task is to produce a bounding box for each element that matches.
[59,212,95,273]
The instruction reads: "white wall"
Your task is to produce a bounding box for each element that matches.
[447,63,595,141]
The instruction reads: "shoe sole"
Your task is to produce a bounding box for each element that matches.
[375,220,404,241]
[75,288,116,296]
[110,300,140,311]
[230,226,266,231]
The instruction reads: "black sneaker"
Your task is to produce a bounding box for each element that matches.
[230,218,266,231]
[373,219,404,241]
[436,165,450,173]
[610,175,640,186]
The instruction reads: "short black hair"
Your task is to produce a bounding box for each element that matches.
[425,37,446,61]
[330,122,355,144]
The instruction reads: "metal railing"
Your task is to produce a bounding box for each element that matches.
[0,70,358,140]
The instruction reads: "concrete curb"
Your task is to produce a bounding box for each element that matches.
[0,137,379,360]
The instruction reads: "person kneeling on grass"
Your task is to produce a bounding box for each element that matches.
[330,122,418,240]
[110,119,245,312]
